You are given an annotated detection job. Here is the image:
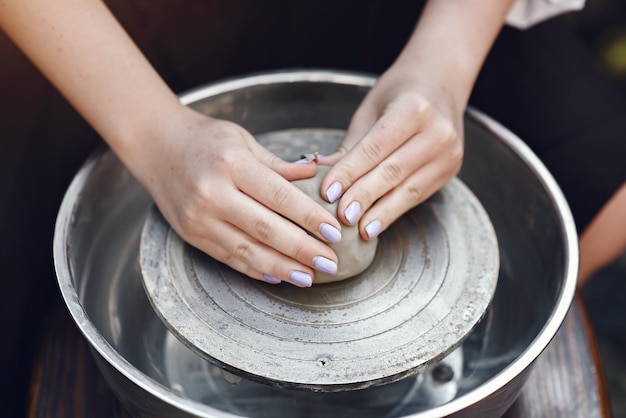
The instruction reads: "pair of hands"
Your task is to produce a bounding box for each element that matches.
[0,0,503,287]
[145,69,464,287]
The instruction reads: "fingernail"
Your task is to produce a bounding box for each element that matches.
[325,182,342,203]
[320,223,342,243]
[365,219,382,239]
[289,270,313,287]
[262,273,281,284]
[294,152,320,164]
[313,256,338,275]
[344,201,361,225]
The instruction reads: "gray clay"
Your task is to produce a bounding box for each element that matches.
[291,165,378,284]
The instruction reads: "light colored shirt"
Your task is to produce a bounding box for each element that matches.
[506,0,585,29]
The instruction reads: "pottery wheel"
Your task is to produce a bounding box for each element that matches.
[140,128,499,392]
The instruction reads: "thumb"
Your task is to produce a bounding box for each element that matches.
[252,142,318,181]
[318,102,378,166]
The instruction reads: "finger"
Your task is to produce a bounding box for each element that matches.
[233,158,343,245]
[320,105,421,205]
[192,218,317,288]
[213,188,339,275]
[358,159,461,241]
[203,243,277,285]
[317,103,379,166]
[249,139,318,181]
[336,125,461,225]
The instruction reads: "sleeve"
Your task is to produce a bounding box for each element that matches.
[506,0,585,29]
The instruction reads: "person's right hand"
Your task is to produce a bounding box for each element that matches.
[1,0,342,287]
[136,105,342,287]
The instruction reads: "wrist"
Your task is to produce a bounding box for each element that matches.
[107,100,201,187]
[392,0,513,106]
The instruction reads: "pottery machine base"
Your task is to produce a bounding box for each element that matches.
[139,128,499,392]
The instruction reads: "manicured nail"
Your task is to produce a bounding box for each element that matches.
[344,201,361,225]
[365,219,382,239]
[313,256,338,275]
[320,223,342,243]
[262,273,281,284]
[294,152,320,164]
[289,270,313,287]
[325,182,342,203]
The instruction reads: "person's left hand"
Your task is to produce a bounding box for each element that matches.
[318,66,465,240]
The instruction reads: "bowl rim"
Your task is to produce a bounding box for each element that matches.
[53,69,579,417]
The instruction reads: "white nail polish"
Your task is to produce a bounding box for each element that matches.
[344,201,361,225]
[320,223,342,243]
[313,256,337,275]
[365,219,382,239]
[262,273,281,284]
[289,270,313,287]
[325,182,342,203]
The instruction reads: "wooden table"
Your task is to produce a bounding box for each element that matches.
[29,295,611,418]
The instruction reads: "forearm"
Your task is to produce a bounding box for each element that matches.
[392,0,515,109]
[0,0,184,179]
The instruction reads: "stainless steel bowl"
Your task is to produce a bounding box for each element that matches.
[53,70,578,417]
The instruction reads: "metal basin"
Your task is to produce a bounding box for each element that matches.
[53,70,578,417]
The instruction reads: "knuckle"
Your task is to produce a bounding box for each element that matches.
[177,193,208,234]
[291,243,307,262]
[299,210,320,234]
[448,123,460,141]
[221,251,236,266]
[330,160,357,187]
[439,122,458,147]
[437,120,460,147]
[179,173,222,218]
[255,219,271,240]
[432,121,464,169]
[406,184,423,206]
[336,144,350,157]
[362,140,384,164]
[270,184,291,209]
[220,149,241,172]
[391,92,424,114]
[439,130,463,168]
[207,143,241,174]
[404,95,429,117]
[449,144,464,170]
[234,242,253,262]
[380,161,403,186]
[221,253,248,276]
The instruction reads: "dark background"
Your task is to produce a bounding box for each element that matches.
[0,0,625,416]
[567,1,626,417]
